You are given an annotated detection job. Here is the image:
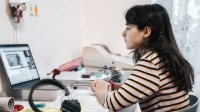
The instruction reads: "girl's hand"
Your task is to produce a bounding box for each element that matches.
[93,80,111,105]
[90,79,101,92]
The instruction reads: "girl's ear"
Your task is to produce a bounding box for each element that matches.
[143,27,151,39]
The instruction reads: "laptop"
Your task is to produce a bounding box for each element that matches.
[0,44,41,89]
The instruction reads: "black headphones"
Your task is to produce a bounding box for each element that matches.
[28,79,81,112]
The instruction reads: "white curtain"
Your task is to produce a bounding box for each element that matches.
[152,0,200,97]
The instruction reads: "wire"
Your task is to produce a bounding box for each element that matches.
[14,23,18,44]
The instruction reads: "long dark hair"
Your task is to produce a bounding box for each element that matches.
[125,4,194,92]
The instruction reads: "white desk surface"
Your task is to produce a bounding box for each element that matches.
[15,88,109,112]
[14,71,141,112]
[15,88,141,112]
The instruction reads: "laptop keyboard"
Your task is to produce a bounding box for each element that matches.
[16,80,39,88]
[14,80,59,90]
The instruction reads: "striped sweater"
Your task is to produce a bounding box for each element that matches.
[103,51,190,112]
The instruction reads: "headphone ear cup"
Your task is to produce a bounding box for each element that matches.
[61,100,81,112]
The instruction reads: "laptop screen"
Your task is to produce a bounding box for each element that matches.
[0,44,40,86]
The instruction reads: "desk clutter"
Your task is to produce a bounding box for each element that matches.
[47,57,124,83]
[0,77,108,112]
[0,91,59,112]
[0,44,132,112]
[2,79,81,112]
[28,79,81,112]
[0,92,14,111]
[47,44,133,83]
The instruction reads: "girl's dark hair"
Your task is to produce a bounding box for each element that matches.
[125,4,194,92]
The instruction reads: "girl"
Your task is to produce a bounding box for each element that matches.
[90,4,194,112]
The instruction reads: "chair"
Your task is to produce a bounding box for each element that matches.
[182,95,199,112]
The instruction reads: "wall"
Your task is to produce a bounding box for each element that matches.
[16,0,83,79]
[80,0,151,55]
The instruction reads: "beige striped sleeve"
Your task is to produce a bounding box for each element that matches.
[103,58,160,111]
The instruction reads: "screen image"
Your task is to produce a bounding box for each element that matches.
[0,45,39,85]
[23,51,36,70]
[6,54,22,67]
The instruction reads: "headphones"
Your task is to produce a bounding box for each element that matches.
[28,79,81,112]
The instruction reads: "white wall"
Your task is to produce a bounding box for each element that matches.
[80,0,151,55]
[0,0,14,43]
[0,0,151,91]
[17,0,83,79]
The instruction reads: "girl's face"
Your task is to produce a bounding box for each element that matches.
[122,25,149,50]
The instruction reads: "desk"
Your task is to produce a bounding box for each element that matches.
[15,88,109,112]
[14,72,141,112]
[15,87,141,112]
